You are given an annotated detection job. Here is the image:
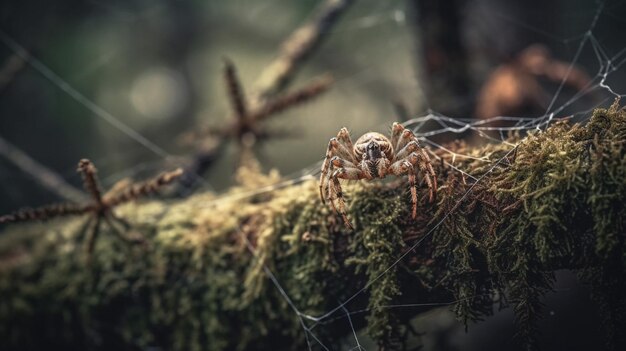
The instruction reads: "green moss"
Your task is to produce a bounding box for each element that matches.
[1,104,626,350]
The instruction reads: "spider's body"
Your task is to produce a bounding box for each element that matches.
[354,132,392,179]
[319,123,437,229]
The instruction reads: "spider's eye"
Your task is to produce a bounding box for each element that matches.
[367,142,378,150]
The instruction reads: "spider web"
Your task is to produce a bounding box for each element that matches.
[1,0,625,349]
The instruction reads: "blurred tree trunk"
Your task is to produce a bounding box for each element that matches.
[408,0,558,118]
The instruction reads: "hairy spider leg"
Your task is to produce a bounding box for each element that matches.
[396,129,416,153]
[389,153,420,219]
[390,122,405,153]
[327,156,366,228]
[393,125,438,203]
[336,127,356,162]
[328,169,368,229]
[395,140,420,161]
[319,128,357,204]
[415,148,437,202]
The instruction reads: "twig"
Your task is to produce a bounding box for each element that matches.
[249,74,334,121]
[77,159,104,208]
[183,0,352,174]
[0,159,183,252]
[223,57,248,120]
[103,167,184,208]
[1,158,183,262]
[0,203,88,224]
[251,0,353,103]
[0,136,87,203]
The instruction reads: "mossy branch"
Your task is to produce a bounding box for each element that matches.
[1,104,625,350]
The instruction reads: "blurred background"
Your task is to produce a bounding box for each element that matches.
[1,0,625,349]
[2,0,625,213]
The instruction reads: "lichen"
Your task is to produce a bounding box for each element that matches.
[1,104,625,350]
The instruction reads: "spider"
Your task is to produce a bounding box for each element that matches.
[319,123,437,229]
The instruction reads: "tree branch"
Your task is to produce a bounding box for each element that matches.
[1,105,625,350]
[250,0,353,105]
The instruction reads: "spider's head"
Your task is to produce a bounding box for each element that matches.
[354,132,393,162]
[366,141,382,160]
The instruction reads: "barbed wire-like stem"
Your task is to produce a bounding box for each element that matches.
[0,203,88,224]
[103,168,183,208]
[223,57,248,121]
[1,158,183,261]
[77,159,105,209]
[183,0,352,174]
[250,74,334,121]
[251,0,353,104]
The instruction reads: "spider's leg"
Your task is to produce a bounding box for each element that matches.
[407,166,417,219]
[329,174,353,229]
[395,140,420,160]
[327,158,366,229]
[337,127,357,163]
[396,127,417,153]
[319,137,337,204]
[319,132,358,204]
[394,124,438,202]
[389,159,417,219]
[326,156,358,215]
[415,148,437,202]
[326,161,338,213]
[390,122,405,152]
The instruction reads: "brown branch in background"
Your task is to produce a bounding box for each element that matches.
[0,158,183,260]
[251,0,353,103]
[250,74,334,121]
[0,203,88,224]
[221,62,335,167]
[103,168,183,208]
[223,58,248,120]
[181,64,334,172]
[0,136,87,203]
[77,159,104,208]
[180,0,352,178]
[1,158,183,225]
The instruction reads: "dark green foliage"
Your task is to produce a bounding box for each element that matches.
[1,103,626,350]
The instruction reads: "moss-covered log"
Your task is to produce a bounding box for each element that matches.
[1,104,625,351]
